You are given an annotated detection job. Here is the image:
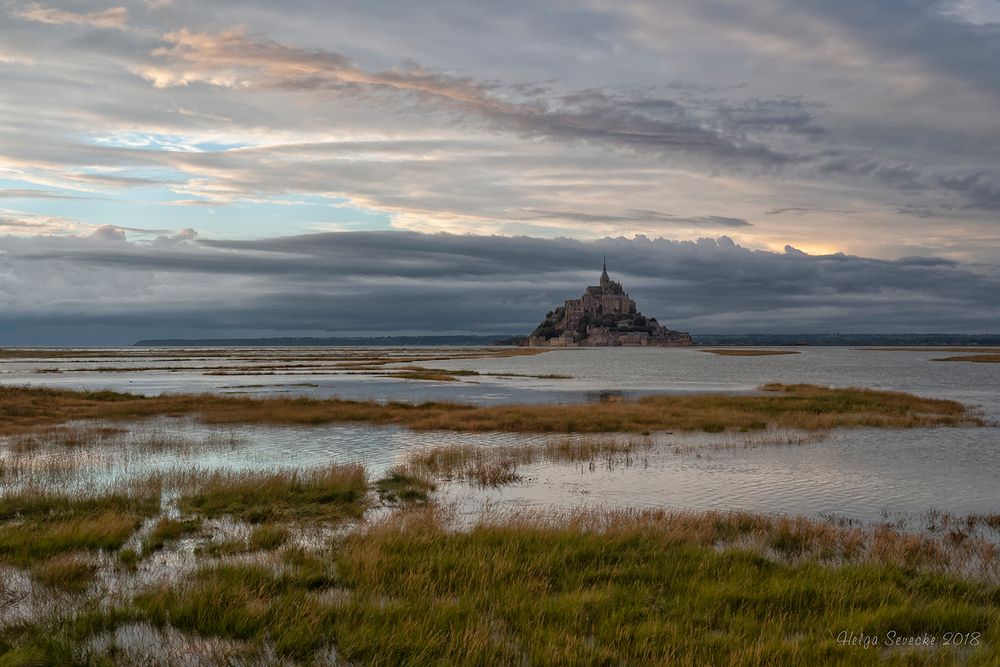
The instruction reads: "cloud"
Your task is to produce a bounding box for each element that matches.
[0,0,998,262]
[87,224,127,242]
[0,188,98,200]
[2,231,999,344]
[133,27,802,165]
[518,209,751,228]
[0,210,86,235]
[11,3,128,29]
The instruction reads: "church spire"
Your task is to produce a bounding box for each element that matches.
[600,254,610,291]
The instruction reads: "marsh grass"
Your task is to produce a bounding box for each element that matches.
[1,383,975,436]
[249,524,289,550]
[0,427,248,494]
[402,436,655,486]
[0,486,161,566]
[670,430,826,455]
[321,508,1000,665]
[402,443,528,486]
[117,547,139,571]
[177,464,368,524]
[143,517,202,554]
[374,468,436,504]
[2,502,999,665]
[392,369,464,382]
[934,354,1000,363]
[133,559,339,661]
[700,348,801,356]
[867,347,1000,353]
[30,553,97,594]
[388,365,571,382]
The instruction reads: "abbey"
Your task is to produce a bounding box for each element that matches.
[524,259,693,347]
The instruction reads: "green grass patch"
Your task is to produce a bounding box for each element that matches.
[178,464,368,523]
[326,512,999,666]
[134,559,338,661]
[117,547,139,571]
[143,517,202,554]
[374,468,436,504]
[250,523,290,550]
[0,489,160,566]
[0,608,144,666]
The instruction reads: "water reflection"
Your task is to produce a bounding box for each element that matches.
[1,347,998,523]
[3,417,996,523]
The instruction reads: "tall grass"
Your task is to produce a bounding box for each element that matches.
[134,558,340,661]
[327,508,999,666]
[177,464,369,523]
[2,502,998,664]
[143,517,202,554]
[0,383,978,435]
[374,467,436,504]
[30,553,97,594]
[0,483,161,566]
[401,436,654,486]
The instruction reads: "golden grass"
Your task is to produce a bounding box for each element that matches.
[0,383,978,435]
[30,553,97,593]
[865,347,1000,353]
[934,354,1000,363]
[249,523,290,550]
[700,348,801,356]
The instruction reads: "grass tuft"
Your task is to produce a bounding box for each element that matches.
[374,467,437,504]
[178,464,368,523]
[0,487,161,566]
[143,517,201,554]
[30,553,97,593]
[249,523,290,550]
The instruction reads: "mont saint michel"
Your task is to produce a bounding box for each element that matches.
[524,260,693,347]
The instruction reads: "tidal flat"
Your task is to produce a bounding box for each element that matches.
[1,346,999,664]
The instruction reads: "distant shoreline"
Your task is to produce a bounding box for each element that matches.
[133,333,1000,347]
[132,335,524,347]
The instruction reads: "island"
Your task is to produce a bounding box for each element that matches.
[523,259,693,347]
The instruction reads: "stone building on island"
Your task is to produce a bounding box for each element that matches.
[524,259,693,347]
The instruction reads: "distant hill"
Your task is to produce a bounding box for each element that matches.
[134,335,524,347]
[691,333,1000,346]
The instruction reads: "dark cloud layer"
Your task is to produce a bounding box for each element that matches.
[2,231,998,344]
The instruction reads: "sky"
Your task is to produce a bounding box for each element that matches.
[1,0,1000,343]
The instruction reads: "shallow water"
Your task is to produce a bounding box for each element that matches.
[1,346,998,522]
